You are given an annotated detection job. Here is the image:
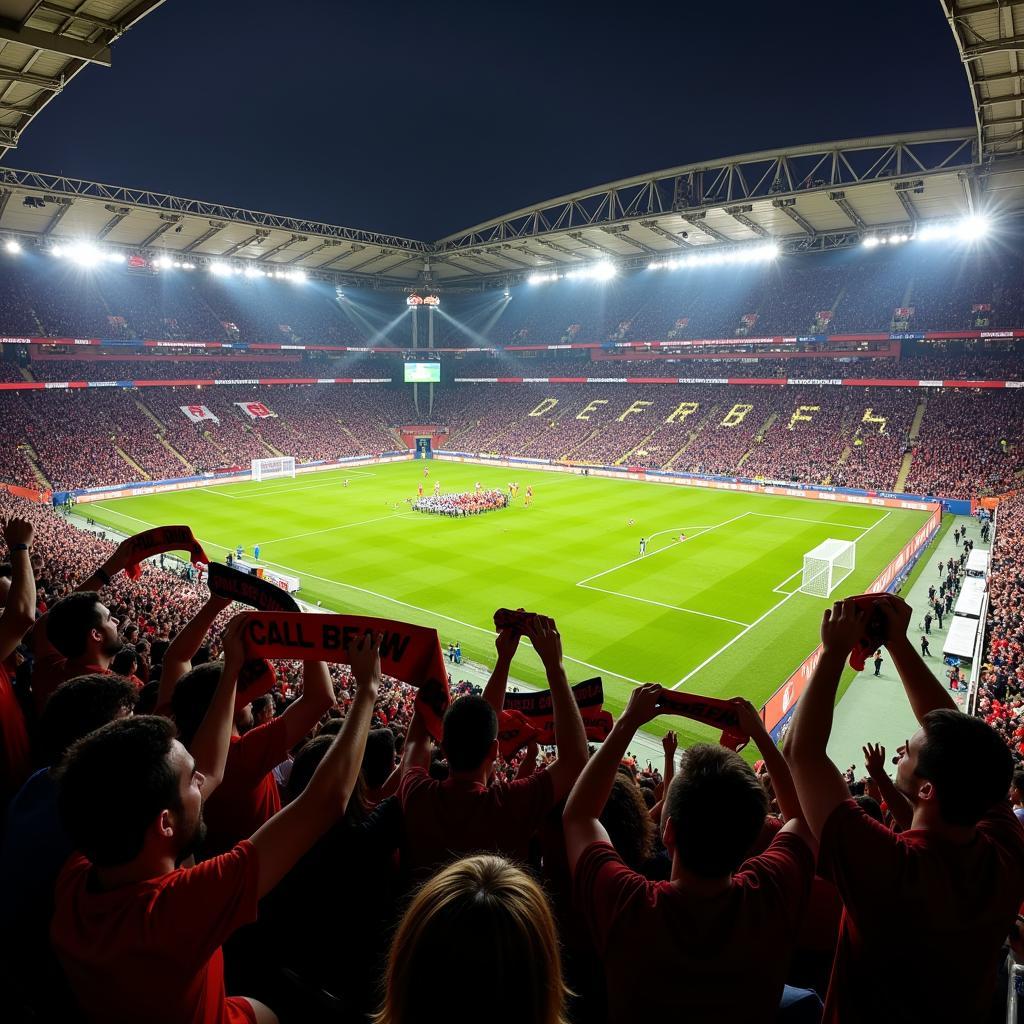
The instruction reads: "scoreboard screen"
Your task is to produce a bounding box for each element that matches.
[404,361,441,383]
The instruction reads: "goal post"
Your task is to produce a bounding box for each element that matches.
[251,456,296,482]
[800,538,856,598]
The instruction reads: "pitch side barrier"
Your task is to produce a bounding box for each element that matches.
[50,451,414,505]
[434,450,946,736]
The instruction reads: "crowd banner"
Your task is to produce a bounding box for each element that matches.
[118,526,208,580]
[234,401,277,419]
[239,612,450,739]
[180,404,220,424]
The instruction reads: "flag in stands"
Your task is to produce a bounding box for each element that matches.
[235,401,277,419]
[179,404,219,424]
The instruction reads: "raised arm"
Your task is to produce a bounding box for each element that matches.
[0,518,36,662]
[877,594,956,722]
[784,600,864,839]
[863,741,913,830]
[563,684,662,871]
[157,594,232,709]
[250,632,381,898]
[482,626,521,715]
[526,616,588,801]
[649,729,676,824]
[74,534,139,593]
[277,658,337,746]
[190,613,247,798]
[400,706,432,774]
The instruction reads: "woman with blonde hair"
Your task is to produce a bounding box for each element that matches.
[377,855,569,1024]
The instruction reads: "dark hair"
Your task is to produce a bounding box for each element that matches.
[364,728,396,788]
[916,709,1014,827]
[854,794,884,823]
[40,673,139,763]
[318,718,344,738]
[600,773,656,870]
[46,592,104,658]
[110,648,138,677]
[54,716,181,866]
[442,695,497,772]
[287,733,368,821]
[136,680,160,715]
[664,744,768,878]
[1012,771,1024,796]
[251,694,274,716]
[169,662,222,748]
[149,639,170,666]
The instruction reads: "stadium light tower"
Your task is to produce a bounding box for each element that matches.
[4,239,20,254]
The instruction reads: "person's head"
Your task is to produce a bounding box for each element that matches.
[122,623,140,644]
[377,855,567,1024]
[171,662,251,747]
[54,716,205,868]
[662,743,768,879]
[441,695,497,774]
[46,592,121,662]
[364,728,396,789]
[854,794,884,823]
[1011,771,1024,805]
[109,647,138,678]
[896,709,1014,828]
[40,673,138,764]
[250,693,274,727]
[600,772,656,870]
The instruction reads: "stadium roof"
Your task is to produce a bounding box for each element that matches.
[942,0,1024,158]
[3,128,1021,289]
[0,1,165,159]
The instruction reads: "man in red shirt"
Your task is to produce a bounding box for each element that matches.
[786,594,1024,1022]
[50,619,384,1024]
[398,615,588,879]
[0,516,35,806]
[563,685,815,1022]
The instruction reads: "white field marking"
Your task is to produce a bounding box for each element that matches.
[87,504,651,688]
[576,512,753,587]
[671,590,799,690]
[772,568,804,595]
[203,471,379,502]
[577,582,751,627]
[746,512,875,529]
[258,512,418,547]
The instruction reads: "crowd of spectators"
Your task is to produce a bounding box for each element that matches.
[0,493,1022,1022]
[411,489,509,516]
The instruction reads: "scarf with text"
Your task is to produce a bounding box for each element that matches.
[239,611,449,739]
[208,561,300,612]
[656,687,749,750]
[120,525,208,580]
[497,677,614,757]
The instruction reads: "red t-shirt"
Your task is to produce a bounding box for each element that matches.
[573,831,814,1022]
[202,716,289,855]
[819,798,1024,1022]
[50,841,260,1024]
[0,656,30,802]
[29,615,109,715]
[398,765,555,878]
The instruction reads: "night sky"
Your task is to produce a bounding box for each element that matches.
[10,0,973,241]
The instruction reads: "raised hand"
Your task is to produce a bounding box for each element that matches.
[623,683,664,726]
[525,615,563,670]
[349,630,383,693]
[729,696,768,739]
[2,517,33,551]
[821,599,867,655]
[862,742,887,779]
[661,729,678,757]
[874,594,913,645]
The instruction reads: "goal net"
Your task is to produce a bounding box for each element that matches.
[251,456,296,482]
[800,538,856,598]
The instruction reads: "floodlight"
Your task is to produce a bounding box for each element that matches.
[243,267,263,279]
[64,242,104,268]
[290,270,307,284]
[154,256,174,269]
[105,252,125,264]
[591,260,617,281]
[209,262,232,276]
[958,214,989,242]
[4,239,21,254]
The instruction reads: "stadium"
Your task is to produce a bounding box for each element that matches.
[1,1,1024,1022]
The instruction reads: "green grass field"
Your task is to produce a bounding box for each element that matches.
[84,461,930,747]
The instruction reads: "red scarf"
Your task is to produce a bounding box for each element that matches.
[498,678,614,757]
[120,526,208,580]
[657,688,749,750]
[239,612,449,739]
[208,561,300,612]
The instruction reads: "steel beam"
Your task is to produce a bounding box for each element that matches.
[0,24,111,65]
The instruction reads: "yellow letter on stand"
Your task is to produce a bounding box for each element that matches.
[529,398,559,417]
[787,405,820,430]
[720,404,753,428]
[576,399,608,421]
[665,401,699,425]
[617,400,653,423]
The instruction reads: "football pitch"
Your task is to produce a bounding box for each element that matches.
[84,461,931,746]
